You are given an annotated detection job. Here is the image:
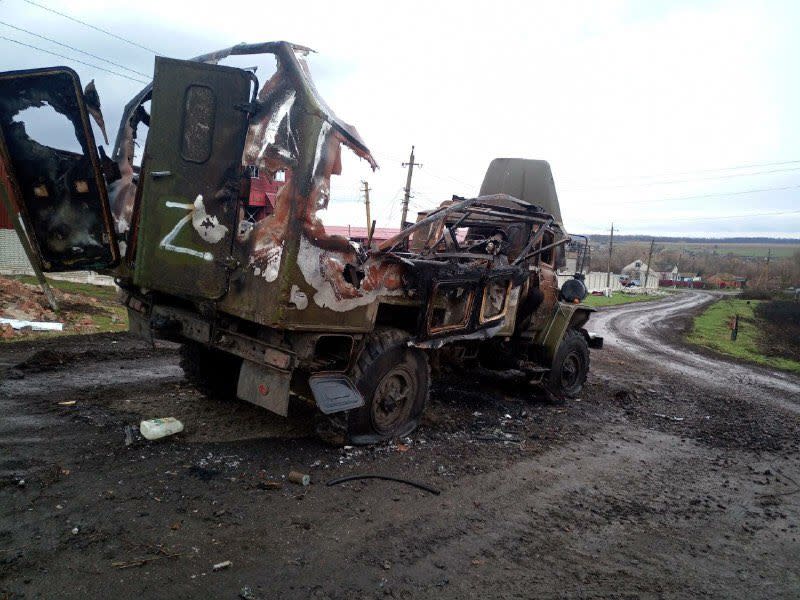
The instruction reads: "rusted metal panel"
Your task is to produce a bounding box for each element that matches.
[214,41,400,328]
[237,359,291,416]
[0,67,118,272]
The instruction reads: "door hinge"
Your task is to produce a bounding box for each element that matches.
[234,101,259,115]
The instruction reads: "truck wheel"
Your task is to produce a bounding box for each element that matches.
[179,341,241,398]
[347,328,430,444]
[545,329,589,399]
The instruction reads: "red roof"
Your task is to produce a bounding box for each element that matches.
[325,225,400,243]
[248,174,285,208]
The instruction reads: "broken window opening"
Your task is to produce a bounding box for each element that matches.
[12,103,83,155]
[540,231,554,265]
[131,100,151,168]
[480,280,511,323]
[428,283,475,334]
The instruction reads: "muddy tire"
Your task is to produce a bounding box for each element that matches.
[179,341,242,398]
[347,328,430,445]
[545,329,589,399]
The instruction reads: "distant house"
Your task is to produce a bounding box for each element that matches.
[657,265,704,288]
[706,274,747,289]
[621,259,651,281]
[620,259,659,289]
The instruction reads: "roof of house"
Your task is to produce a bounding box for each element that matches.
[324,225,400,242]
[622,259,651,273]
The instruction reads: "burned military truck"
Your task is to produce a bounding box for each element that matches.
[0,41,601,443]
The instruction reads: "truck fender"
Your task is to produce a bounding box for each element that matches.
[539,303,596,365]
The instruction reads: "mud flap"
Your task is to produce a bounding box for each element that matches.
[309,374,364,414]
[587,332,604,349]
[236,360,290,416]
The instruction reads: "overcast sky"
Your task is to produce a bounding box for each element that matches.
[1,0,798,237]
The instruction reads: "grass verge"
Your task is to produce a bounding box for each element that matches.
[687,298,800,374]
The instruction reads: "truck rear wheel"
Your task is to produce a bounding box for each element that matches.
[179,341,241,398]
[347,328,430,444]
[545,329,589,399]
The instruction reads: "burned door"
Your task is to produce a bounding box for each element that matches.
[0,68,119,271]
[133,58,251,300]
[529,229,559,332]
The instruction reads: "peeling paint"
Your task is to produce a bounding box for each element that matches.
[191,194,228,244]
[252,90,295,166]
[289,284,308,310]
[250,240,283,282]
[297,235,403,312]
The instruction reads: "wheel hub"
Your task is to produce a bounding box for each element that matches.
[371,364,417,434]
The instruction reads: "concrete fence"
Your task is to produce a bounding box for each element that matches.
[558,271,660,293]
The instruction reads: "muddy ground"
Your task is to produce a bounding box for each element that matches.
[1,291,799,599]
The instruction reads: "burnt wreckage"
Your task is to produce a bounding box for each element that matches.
[0,41,601,443]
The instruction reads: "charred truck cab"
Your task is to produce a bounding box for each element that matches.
[0,41,601,444]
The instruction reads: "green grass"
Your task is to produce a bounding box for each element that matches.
[687,298,800,374]
[582,293,662,308]
[2,276,128,342]
[14,275,120,301]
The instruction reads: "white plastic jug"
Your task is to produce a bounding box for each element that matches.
[139,417,184,440]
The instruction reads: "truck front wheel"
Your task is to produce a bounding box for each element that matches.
[545,329,589,399]
[348,328,430,444]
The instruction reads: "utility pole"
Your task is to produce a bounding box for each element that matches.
[644,238,655,290]
[361,180,371,234]
[400,145,421,230]
[765,248,771,288]
[605,223,614,293]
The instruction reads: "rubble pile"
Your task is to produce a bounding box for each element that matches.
[0,275,109,338]
[0,276,57,319]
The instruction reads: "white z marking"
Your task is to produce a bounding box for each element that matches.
[159,201,213,261]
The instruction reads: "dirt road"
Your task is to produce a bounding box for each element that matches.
[591,291,800,408]
[2,293,800,599]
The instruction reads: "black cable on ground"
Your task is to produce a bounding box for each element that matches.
[325,474,441,495]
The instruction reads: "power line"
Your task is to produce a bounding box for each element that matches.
[564,165,800,191]
[0,20,150,78]
[562,158,800,186]
[620,209,800,225]
[0,34,149,84]
[22,0,160,54]
[602,183,800,207]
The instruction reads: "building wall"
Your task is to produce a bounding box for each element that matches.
[0,228,33,273]
[560,271,660,293]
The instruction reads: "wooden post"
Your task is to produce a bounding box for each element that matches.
[400,145,421,230]
[605,223,614,294]
[361,180,371,234]
[644,238,655,290]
